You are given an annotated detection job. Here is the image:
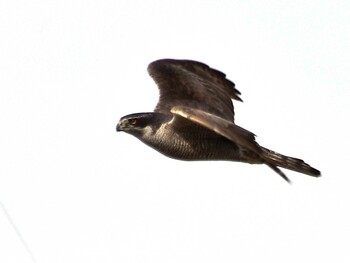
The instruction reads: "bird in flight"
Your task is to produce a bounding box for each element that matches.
[116,59,321,183]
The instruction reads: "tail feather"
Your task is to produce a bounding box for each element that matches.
[261,147,321,182]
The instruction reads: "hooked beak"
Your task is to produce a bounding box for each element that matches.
[116,123,122,132]
[117,117,131,132]
[116,120,124,132]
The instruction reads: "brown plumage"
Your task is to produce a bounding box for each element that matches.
[116,59,321,183]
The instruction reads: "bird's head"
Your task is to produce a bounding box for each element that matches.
[116,112,171,138]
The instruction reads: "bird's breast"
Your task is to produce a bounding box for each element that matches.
[140,122,242,161]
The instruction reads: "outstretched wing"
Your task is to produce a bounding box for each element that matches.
[171,106,292,183]
[171,106,261,154]
[148,59,241,122]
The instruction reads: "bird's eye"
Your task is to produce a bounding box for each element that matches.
[130,119,137,125]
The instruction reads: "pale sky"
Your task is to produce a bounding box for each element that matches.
[1,1,349,262]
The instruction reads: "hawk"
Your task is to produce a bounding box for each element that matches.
[116,59,321,183]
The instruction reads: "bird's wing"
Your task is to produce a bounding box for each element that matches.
[171,106,292,182]
[171,106,262,154]
[148,59,241,122]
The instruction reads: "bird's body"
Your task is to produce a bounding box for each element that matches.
[117,59,321,182]
[135,114,243,161]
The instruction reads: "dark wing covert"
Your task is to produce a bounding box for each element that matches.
[147,59,242,122]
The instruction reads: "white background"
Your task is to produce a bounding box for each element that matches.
[1,1,349,262]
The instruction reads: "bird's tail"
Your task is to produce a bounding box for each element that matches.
[261,147,321,183]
